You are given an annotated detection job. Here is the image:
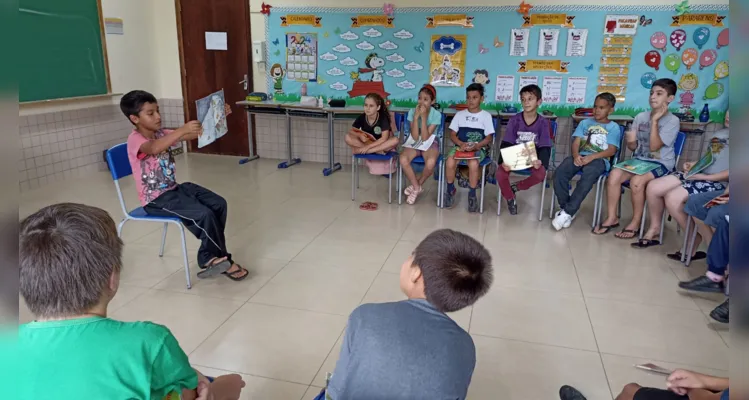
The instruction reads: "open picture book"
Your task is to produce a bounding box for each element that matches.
[500,142,538,170]
[613,159,662,175]
[352,127,377,144]
[685,150,714,179]
[402,133,437,152]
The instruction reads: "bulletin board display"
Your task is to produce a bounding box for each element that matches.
[265,5,729,118]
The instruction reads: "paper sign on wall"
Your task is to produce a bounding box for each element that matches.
[205,32,228,50]
[510,29,530,57]
[521,13,575,28]
[426,14,474,28]
[104,18,124,35]
[518,59,569,73]
[670,13,725,27]
[351,15,395,28]
[281,14,323,27]
[538,29,560,57]
[542,76,563,103]
[495,75,516,102]
[565,77,588,104]
[565,29,588,57]
[603,15,639,35]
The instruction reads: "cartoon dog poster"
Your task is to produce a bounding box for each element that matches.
[429,35,466,87]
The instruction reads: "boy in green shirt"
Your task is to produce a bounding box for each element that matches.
[17,203,245,400]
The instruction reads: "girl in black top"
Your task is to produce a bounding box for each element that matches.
[345,93,399,154]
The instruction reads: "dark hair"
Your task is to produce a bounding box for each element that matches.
[120,90,158,125]
[413,229,493,312]
[419,84,437,101]
[20,203,123,318]
[466,83,485,97]
[520,84,542,100]
[595,92,617,108]
[652,78,677,96]
[365,92,390,123]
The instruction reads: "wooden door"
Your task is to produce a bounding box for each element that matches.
[176,0,252,156]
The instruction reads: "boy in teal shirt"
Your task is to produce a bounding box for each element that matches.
[17,203,245,400]
[552,93,621,230]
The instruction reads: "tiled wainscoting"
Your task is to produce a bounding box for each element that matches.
[18,98,184,192]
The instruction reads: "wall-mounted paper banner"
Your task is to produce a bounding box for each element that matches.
[670,13,726,27]
[604,36,633,46]
[566,29,588,57]
[600,56,631,66]
[538,29,560,57]
[425,14,474,28]
[599,66,629,75]
[521,13,575,28]
[280,14,322,27]
[599,75,628,85]
[565,77,588,104]
[601,47,632,56]
[597,85,627,95]
[351,15,395,28]
[603,15,639,35]
[541,76,563,103]
[494,75,516,102]
[510,29,530,57]
[517,59,569,73]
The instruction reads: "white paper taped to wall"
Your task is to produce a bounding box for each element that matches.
[205,32,228,50]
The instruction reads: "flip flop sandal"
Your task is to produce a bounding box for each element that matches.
[406,187,423,205]
[359,201,373,210]
[223,264,249,281]
[591,223,620,235]
[404,185,415,196]
[667,251,707,261]
[631,238,661,248]
[615,229,640,239]
[197,259,231,279]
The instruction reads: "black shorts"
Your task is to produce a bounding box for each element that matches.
[633,388,687,400]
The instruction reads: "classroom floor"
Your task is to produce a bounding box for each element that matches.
[19,153,729,400]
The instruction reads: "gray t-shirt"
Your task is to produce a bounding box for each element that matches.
[327,299,476,400]
[702,128,729,175]
[632,111,680,170]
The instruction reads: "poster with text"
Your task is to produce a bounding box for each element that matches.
[542,76,563,103]
[430,35,466,87]
[285,33,318,82]
[565,77,588,104]
[510,29,530,57]
[566,29,588,57]
[495,75,516,102]
[538,29,560,57]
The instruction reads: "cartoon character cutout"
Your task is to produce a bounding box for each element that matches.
[709,137,727,155]
[472,69,490,85]
[270,63,285,94]
[439,56,460,86]
[678,73,698,113]
[360,53,385,82]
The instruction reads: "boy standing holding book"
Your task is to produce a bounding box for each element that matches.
[593,78,680,237]
[552,93,621,230]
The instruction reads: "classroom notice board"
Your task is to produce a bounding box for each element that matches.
[19,0,110,102]
[265,5,729,119]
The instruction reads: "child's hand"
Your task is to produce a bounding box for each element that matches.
[573,155,584,166]
[532,159,542,169]
[224,103,233,116]
[195,381,212,400]
[651,106,668,122]
[666,369,707,395]
[501,163,511,172]
[179,121,203,137]
[580,155,592,166]
[683,161,696,171]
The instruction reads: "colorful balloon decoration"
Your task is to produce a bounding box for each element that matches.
[714,61,729,80]
[681,48,698,70]
[665,53,681,74]
[692,27,710,49]
[716,28,729,49]
[650,32,667,52]
[645,50,661,71]
[670,29,687,51]
[641,72,657,89]
[699,49,717,70]
[703,82,723,100]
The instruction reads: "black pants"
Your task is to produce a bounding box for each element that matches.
[553,156,607,217]
[144,182,231,268]
[633,388,687,400]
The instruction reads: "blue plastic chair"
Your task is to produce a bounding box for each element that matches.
[350,114,399,204]
[550,124,626,228]
[616,131,687,240]
[497,120,557,220]
[105,143,193,289]
[397,111,446,206]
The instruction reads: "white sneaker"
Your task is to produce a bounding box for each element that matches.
[552,210,573,231]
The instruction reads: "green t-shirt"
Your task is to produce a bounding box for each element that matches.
[17,316,198,400]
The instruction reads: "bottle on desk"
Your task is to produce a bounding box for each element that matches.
[301,83,307,96]
[699,103,710,123]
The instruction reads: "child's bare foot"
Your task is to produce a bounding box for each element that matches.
[592,218,620,235]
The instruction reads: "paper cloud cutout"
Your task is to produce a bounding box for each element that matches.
[326,67,345,76]
[356,41,375,51]
[393,29,414,40]
[340,31,359,40]
[340,57,359,66]
[379,41,398,50]
[396,80,416,89]
[320,52,338,61]
[386,69,405,78]
[330,82,349,91]
[332,44,351,53]
[404,62,424,71]
[363,28,383,38]
[386,53,405,62]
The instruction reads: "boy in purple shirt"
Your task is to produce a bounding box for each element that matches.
[496,84,553,215]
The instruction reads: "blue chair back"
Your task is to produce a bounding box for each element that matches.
[106,143,133,180]
[673,131,687,164]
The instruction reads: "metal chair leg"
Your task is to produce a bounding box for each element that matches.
[639,202,648,240]
[356,159,360,189]
[351,155,356,201]
[388,167,392,204]
[117,218,127,238]
[684,222,699,266]
[176,223,192,290]
[398,163,403,205]
[496,184,502,216]
[479,165,486,213]
[538,173,547,221]
[550,184,556,220]
[159,222,168,257]
[659,211,667,244]
[681,218,692,262]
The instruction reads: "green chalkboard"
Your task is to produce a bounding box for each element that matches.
[19,0,109,102]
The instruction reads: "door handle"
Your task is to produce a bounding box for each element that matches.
[239,74,248,91]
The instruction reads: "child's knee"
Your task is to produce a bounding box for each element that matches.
[467,160,479,169]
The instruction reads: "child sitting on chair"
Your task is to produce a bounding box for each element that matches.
[444,83,496,212]
[495,84,553,216]
[345,92,399,155]
[552,92,621,230]
[593,78,680,238]
[16,203,245,400]
[322,229,493,400]
[121,90,248,281]
[400,84,442,204]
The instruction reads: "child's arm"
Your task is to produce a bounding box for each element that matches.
[140,121,201,155]
[648,107,668,151]
[571,137,584,165]
[625,124,638,151]
[689,169,729,182]
[581,143,617,164]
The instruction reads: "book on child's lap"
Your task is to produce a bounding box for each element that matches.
[613,159,661,175]
[403,134,437,151]
[353,128,377,143]
[685,150,714,179]
[500,142,538,170]
[454,150,480,159]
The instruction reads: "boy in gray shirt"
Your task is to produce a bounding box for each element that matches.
[322,229,493,400]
